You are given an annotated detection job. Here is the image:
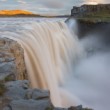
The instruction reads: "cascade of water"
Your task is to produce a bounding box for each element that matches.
[2,21,81,107]
[1,18,110,110]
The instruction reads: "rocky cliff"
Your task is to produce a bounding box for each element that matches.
[71,4,110,22]
[71,4,110,16]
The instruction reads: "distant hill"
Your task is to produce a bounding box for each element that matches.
[0,10,33,15]
[0,10,69,17]
[0,10,44,17]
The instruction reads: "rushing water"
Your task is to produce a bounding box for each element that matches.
[0,18,110,110]
[0,18,81,107]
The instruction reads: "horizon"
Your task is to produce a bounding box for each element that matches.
[0,0,110,15]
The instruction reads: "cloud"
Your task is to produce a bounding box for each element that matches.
[42,0,64,9]
[17,0,27,4]
[0,0,110,15]
[0,0,7,2]
[38,7,50,11]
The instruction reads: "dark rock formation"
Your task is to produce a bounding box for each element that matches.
[0,38,27,81]
[1,80,53,110]
[77,20,110,38]
[68,105,92,110]
[71,4,110,17]
[66,16,110,38]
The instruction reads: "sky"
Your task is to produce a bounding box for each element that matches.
[0,0,109,15]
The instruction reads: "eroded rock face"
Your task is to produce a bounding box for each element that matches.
[0,37,27,81]
[71,4,110,17]
[8,99,52,110]
[25,88,50,100]
[1,80,53,110]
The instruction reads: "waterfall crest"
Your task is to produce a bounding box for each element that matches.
[3,21,81,107]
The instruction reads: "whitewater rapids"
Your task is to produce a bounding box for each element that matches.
[1,21,81,107]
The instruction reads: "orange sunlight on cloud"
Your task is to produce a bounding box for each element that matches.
[87,1,98,5]
[86,0,105,5]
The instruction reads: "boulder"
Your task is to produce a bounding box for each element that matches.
[6,99,53,110]
[68,105,92,110]
[4,80,29,100]
[0,80,53,110]
[25,88,50,100]
[0,37,26,81]
[0,80,29,109]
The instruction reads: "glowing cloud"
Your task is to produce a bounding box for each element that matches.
[86,0,106,4]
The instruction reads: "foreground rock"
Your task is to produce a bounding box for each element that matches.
[0,80,92,110]
[0,80,53,110]
[0,38,26,81]
[6,99,52,110]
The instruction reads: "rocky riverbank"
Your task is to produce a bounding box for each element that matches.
[0,38,92,110]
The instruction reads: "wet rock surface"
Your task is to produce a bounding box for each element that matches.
[0,80,53,110]
[0,37,26,81]
[66,17,110,40]
[68,105,92,110]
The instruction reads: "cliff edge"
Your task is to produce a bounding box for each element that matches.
[71,4,110,22]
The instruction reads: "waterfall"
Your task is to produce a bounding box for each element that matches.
[3,21,81,107]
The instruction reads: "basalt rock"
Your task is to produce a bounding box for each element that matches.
[0,37,27,81]
[68,105,92,110]
[70,4,110,23]
[1,80,53,110]
[66,17,110,39]
[71,4,110,17]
